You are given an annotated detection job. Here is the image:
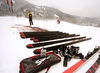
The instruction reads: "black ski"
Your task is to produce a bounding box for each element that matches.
[29,33,68,40]
[33,34,80,42]
[27,37,91,49]
[30,33,69,40]
[86,54,100,73]
[20,32,68,38]
[27,36,86,48]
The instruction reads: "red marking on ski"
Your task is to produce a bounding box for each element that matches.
[63,59,86,73]
[35,39,39,42]
[20,32,25,38]
[86,62,100,73]
[45,66,51,73]
[35,49,41,52]
[78,39,80,40]
[27,44,33,48]
[31,37,35,40]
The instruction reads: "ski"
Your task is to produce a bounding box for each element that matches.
[20,31,61,35]
[86,54,100,73]
[17,27,48,32]
[63,47,100,73]
[16,26,37,32]
[27,37,91,49]
[30,33,67,41]
[24,26,48,32]
[27,36,86,48]
[32,34,79,42]
[20,31,62,35]
[20,32,68,38]
[31,27,48,32]
[24,33,68,39]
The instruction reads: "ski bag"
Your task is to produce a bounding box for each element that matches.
[19,52,61,73]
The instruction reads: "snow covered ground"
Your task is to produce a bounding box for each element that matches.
[0,16,100,73]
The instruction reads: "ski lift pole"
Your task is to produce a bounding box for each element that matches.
[11,0,13,15]
[6,0,15,34]
[10,0,15,28]
[6,0,11,13]
[10,0,16,35]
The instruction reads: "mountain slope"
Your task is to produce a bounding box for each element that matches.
[0,0,29,16]
[15,4,100,27]
[0,0,100,27]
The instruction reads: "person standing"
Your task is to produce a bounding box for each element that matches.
[27,11,33,26]
[57,19,60,24]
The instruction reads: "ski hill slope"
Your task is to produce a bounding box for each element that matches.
[0,16,100,73]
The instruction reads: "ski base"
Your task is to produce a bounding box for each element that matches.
[86,54,100,73]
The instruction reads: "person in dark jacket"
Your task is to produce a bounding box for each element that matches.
[27,11,33,26]
[57,19,60,24]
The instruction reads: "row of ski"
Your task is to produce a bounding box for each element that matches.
[17,26,100,73]
[19,30,91,49]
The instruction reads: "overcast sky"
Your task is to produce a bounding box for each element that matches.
[25,0,100,18]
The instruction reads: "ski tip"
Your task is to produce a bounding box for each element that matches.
[27,44,34,48]
[33,49,41,54]
[34,39,39,42]
[30,37,35,40]
[20,32,26,38]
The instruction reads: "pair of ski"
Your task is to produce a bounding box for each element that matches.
[30,34,76,42]
[27,36,91,48]
[20,31,68,38]
[63,47,100,73]
[28,36,85,48]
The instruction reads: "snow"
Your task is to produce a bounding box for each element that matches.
[12,0,15,4]
[35,5,41,9]
[54,14,59,18]
[0,16,100,73]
